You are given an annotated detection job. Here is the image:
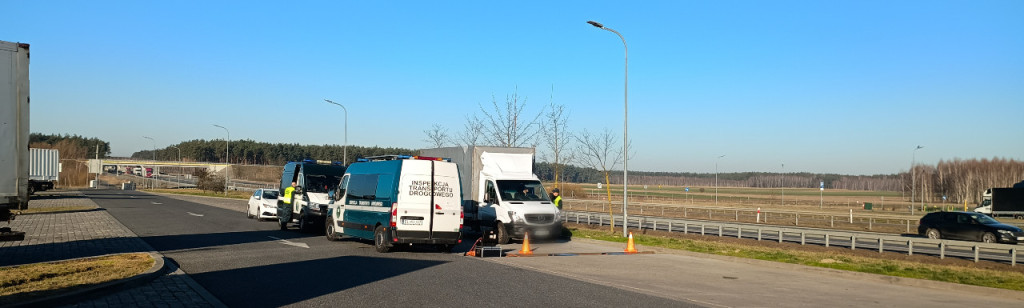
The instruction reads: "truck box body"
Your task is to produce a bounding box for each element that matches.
[991,188,1024,212]
[421,146,535,203]
[29,148,59,181]
[1,40,30,213]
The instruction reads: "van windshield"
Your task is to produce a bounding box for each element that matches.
[496,180,550,202]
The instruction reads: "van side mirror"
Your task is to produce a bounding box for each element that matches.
[333,189,345,201]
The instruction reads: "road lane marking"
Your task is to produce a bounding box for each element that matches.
[152,202,162,205]
[187,212,204,217]
[268,236,310,248]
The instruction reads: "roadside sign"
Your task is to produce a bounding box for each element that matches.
[943,195,947,201]
[644,185,648,190]
[685,187,689,192]
[820,181,824,191]
[597,183,602,189]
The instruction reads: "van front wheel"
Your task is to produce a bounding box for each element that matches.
[326,218,340,241]
[496,222,510,244]
[374,226,392,253]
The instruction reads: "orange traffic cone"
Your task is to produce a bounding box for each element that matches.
[518,232,533,255]
[624,232,638,253]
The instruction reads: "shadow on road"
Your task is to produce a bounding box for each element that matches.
[191,255,447,307]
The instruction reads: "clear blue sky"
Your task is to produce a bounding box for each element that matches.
[6,1,1023,175]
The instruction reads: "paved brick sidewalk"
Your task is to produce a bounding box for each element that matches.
[0,190,222,307]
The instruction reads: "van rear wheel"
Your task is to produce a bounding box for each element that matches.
[496,222,510,244]
[374,226,392,253]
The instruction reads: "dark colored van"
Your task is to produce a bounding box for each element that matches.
[917,211,1024,244]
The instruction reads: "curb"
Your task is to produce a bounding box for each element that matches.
[6,252,167,308]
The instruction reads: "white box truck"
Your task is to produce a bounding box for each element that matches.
[1,40,29,240]
[420,146,561,244]
[28,148,59,194]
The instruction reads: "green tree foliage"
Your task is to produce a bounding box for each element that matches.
[29,133,110,158]
[132,139,416,166]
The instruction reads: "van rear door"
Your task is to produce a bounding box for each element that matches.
[396,160,462,240]
[428,161,462,236]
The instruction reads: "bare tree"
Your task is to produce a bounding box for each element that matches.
[423,124,450,148]
[574,128,622,232]
[475,87,545,148]
[543,91,573,189]
[456,116,485,147]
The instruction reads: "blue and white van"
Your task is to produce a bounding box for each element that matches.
[325,155,463,253]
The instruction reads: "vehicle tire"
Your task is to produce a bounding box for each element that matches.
[374,226,392,253]
[326,218,339,241]
[982,232,997,243]
[298,211,309,233]
[925,228,941,240]
[247,205,255,219]
[496,222,510,245]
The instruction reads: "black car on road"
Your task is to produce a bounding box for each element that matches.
[918,211,1024,244]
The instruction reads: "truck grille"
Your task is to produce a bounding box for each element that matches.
[524,214,554,224]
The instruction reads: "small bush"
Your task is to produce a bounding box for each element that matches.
[193,169,225,192]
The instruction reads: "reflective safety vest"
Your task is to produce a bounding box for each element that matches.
[283,186,295,204]
[553,195,562,210]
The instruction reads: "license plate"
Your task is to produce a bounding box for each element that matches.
[1017,237,1023,241]
[534,229,549,236]
[403,219,422,225]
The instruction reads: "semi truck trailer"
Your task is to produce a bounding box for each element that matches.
[1,40,30,240]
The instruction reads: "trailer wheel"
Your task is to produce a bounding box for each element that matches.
[982,232,997,243]
[496,222,510,244]
[374,226,392,253]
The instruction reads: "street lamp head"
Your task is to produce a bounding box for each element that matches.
[915,145,924,150]
[587,20,604,28]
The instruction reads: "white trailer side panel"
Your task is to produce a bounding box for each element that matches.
[0,40,29,208]
[29,148,59,181]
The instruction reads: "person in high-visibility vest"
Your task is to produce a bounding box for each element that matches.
[283,182,297,205]
[551,188,562,210]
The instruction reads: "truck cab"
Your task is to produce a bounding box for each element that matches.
[278,160,346,232]
[478,176,561,243]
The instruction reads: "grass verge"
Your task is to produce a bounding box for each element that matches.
[18,206,97,214]
[143,188,250,200]
[0,253,154,305]
[570,227,1024,291]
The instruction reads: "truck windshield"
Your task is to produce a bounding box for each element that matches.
[496,180,550,202]
[302,165,346,193]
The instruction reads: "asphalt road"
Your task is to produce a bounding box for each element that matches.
[82,189,698,307]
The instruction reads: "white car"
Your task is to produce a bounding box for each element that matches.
[248,189,279,220]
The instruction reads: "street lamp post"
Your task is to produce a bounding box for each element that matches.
[911,145,923,214]
[588,20,630,237]
[715,155,725,205]
[142,136,155,161]
[169,145,181,188]
[213,124,230,196]
[324,99,348,165]
[781,163,785,206]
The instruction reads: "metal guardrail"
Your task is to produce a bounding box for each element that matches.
[564,211,1020,266]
